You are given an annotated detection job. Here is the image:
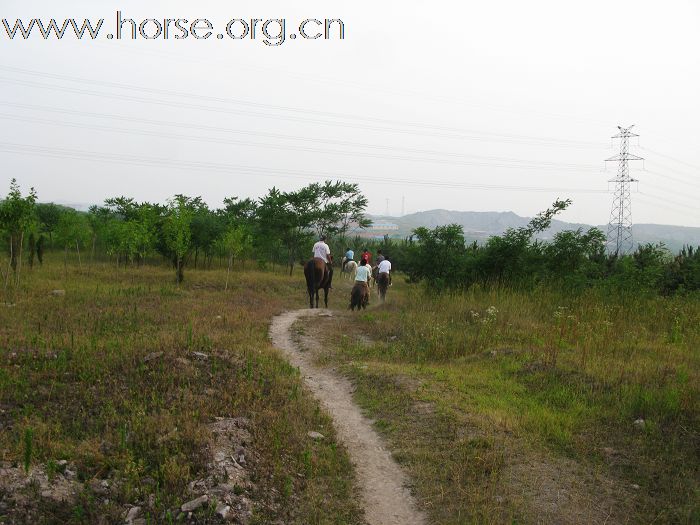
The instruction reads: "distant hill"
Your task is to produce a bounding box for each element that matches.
[366,210,700,252]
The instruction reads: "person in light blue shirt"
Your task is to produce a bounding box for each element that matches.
[343,247,354,271]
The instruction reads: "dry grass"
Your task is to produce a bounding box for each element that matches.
[0,256,364,523]
[3,256,697,523]
[313,279,700,524]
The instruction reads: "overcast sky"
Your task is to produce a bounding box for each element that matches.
[1,0,698,227]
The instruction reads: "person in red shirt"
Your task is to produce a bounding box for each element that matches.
[360,248,372,265]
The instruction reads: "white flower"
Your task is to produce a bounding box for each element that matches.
[553,306,568,319]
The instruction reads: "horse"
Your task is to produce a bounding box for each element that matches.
[304,257,333,308]
[349,281,369,311]
[376,272,390,302]
[370,265,379,290]
[341,260,358,280]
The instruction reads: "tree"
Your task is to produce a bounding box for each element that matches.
[35,203,64,246]
[479,198,572,284]
[220,196,258,226]
[94,200,159,266]
[161,195,198,284]
[663,245,700,293]
[218,196,258,269]
[0,179,37,285]
[401,199,575,290]
[306,181,371,237]
[191,205,225,269]
[218,225,253,290]
[257,187,315,275]
[256,182,371,275]
[54,210,92,272]
[545,228,605,272]
[404,224,469,288]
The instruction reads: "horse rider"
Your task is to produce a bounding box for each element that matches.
[354,258,371,302]
[375,249,385,266]
[312,235,333,285]
[377,255,392,286]
[361,248,372,265]
[342,247,354,272]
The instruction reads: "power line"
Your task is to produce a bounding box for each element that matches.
[640,146,700,172]
[0,63,609,142]
[637,192,699,214]
[641,183,698,210]
[636,193,700,221]
[0,100,604,159]
[644,168,700,190]
[0,75,605,148]
[644,161,700,186]
[0,140,610,194]
[0,112,604,172]
[63,39,616,127]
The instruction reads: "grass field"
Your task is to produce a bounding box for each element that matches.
[0,257,364,524]
[313,280,700,524]
[2,256,698,524]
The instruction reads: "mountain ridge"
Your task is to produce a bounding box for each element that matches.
[367,209,700,251]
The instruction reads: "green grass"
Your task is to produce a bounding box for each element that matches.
[0,255,364,524]
[3,255,698,523]
[320,280,700,523]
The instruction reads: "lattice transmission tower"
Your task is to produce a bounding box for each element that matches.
[605,125,643,255]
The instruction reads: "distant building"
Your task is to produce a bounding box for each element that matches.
[348,220,400,238]
[367,221,399,231]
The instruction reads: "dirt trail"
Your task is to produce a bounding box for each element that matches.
[270,309,427,525]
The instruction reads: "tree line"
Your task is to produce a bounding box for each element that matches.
[3,180,698,295]
[0,179,370,287]
[400,199,700,295]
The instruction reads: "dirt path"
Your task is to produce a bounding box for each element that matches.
[270,309,427,525]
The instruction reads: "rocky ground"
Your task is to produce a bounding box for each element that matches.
[0,417,256,524]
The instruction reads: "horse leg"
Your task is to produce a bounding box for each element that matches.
[323,287,329,308]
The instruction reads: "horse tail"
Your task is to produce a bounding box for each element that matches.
[304,260,316,308]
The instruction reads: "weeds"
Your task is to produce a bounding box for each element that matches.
[23,427,33,473]
[324,279,699,523]
[0,256,363,523]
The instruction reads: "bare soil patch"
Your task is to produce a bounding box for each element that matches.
[270,309,426,525]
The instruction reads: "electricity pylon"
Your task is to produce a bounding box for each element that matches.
[605,125,643,255]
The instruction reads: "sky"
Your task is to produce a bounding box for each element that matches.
[1,0,698,227]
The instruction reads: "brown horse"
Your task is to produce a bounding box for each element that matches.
[370,265,378,290]
[304,257,333,308]
[349,282,369,311]
[376,272,390,302]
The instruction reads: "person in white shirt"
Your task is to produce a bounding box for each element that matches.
[378,259,391,274]
[350,258,371,310]
[355,258,371,284]
[312,235,331,263]
[311,234,332,289]
[378,258,392,285]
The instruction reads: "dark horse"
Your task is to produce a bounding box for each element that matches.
[349,282,369,311]
[376,272,390,302]
[304,257,333,308]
